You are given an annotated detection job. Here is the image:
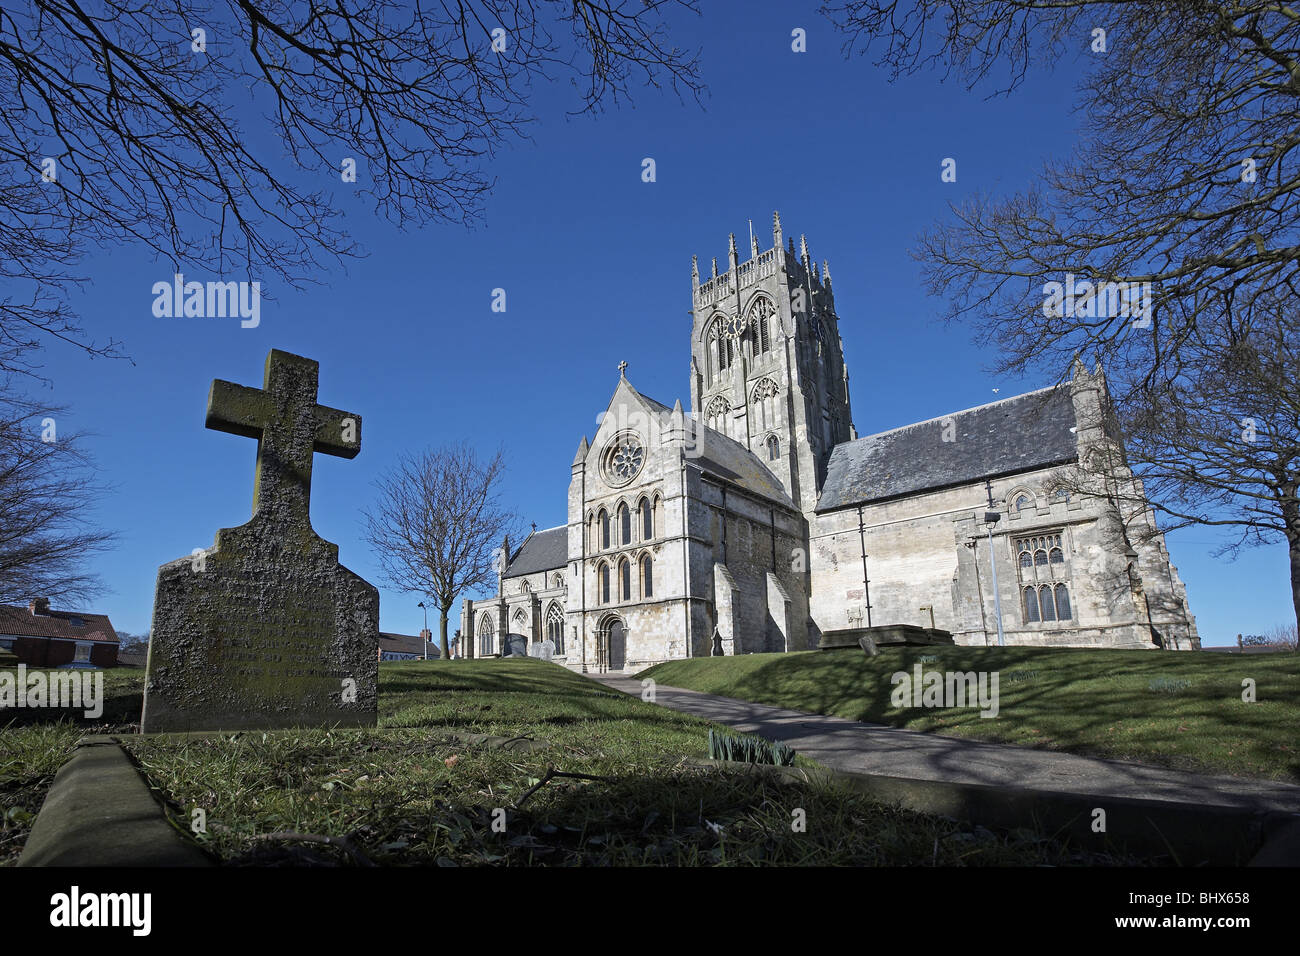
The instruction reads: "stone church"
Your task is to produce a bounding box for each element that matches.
[463,214,1199,672]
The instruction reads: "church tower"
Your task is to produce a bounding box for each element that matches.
[689,212,855,515]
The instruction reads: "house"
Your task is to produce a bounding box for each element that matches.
[377,631,437,661]
[0,598,120,668]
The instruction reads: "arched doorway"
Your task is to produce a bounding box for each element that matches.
[595,614,626,673]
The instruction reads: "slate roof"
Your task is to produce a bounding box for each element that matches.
[378,632,435,657]
[690,422,796,510]
[0,604,120,643]
[817,386,1079,512]
[504,525,568,578]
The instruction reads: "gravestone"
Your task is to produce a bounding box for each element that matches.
[529,639,555,662]
[503,634,527,658]
[140,349,379,732]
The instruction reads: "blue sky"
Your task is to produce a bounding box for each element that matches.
[26,2,1291,646]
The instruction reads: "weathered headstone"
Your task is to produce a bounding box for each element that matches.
[529,639,555,661]
[503,634,527,658]
[141,349,379,732]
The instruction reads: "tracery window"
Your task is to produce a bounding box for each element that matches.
[708,318,735,377]
[546,603,565,654]
[478,614,495,656]
[751,377,780,433]
[1015,532,1072,622]
[705,395,731,436]
[747,296,776,355]
[603,434,645,485]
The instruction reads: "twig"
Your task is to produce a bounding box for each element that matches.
[254,831,377,866]
[512,763,615,809]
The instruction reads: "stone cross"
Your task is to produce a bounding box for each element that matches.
[206,349,360,524]
[141,349,379,733]
[618,360,628,376]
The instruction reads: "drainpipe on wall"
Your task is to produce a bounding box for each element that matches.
[857,505,872,627]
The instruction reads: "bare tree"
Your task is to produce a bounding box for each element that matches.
[820,1,1300,382]
[0,0,702,376]
[1051,303,1300,636]
[822,1,1300,631]
[362,443,521,660]
[0,382,118,605]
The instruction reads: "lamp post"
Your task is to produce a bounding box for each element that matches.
[983,511,1006,647]
[417,600,430,660]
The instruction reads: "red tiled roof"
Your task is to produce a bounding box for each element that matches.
[0,604,119,643]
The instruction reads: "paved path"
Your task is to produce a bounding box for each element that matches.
[586,674,1300,812]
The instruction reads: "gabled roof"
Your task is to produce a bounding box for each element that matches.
[817,386,1079,512]
[504,526,568,578]
[0,604,120,643]
[689,420,796,510]
[610,378,795,510]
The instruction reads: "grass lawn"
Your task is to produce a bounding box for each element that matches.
[640,647,1300,782]
[0,668,146,864]
[6,661,1164,865]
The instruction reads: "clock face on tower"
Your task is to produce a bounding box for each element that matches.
[603,433,645,486]
[725,313,748,338]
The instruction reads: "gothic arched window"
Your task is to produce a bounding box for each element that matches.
[641,555,654,598]
[705,395,731,436]
[478,614,495,656]
[766,435,780,460]
[1054,584,1072,620]
[599,509,610,550]
[599,563,610,604]
[747,296,776,356]
[707,316,736,379]
[546,603,565,653]
[639,498,652,540]
[1039,585,1057,622]
[751,378,780,434]
[619,558,632,601]
[1022,588,1040,623]
[618,503,631,545]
